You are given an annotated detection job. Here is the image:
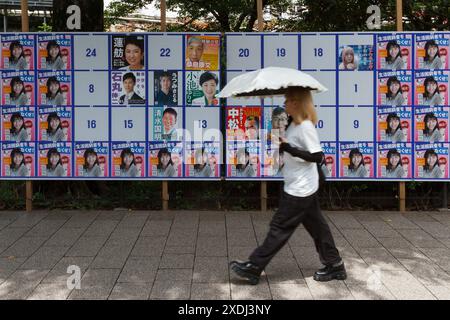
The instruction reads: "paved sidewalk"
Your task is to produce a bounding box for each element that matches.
[1,209,450,300]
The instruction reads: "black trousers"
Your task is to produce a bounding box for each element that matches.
[249,190,341,269]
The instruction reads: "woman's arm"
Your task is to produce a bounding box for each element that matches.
[279,142,324,163]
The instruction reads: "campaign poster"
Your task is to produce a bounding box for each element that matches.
[377,71,412,106]
[338,45,374,71]
[38,142,72,177]
[185,71,219,106]
[1,34,35,70]
[415,33,449,70]
[74,142,109,177]
[321,142,338,179]
[149,106,183,141]
[377,34,412,70]
[415,106,449,143]
[111,142,146,178]
[415,142,449,179]
[1,71,35,105]
[2,106,35,142]
[153,70,179,107]
[415,71,449,106]
[226,107,262,141]
[226,140,261,178]
[262,142,282,178]
[184,141,220,178]
[2,142,35,177]
[185,35,220,71]
[111,70,146,105]
[37,34,71,70]
[38,106,71,142]
[377,143,412,179]
[339,142,374,178]
[38,71,71,106]
[111,35,145,70]
[148,141,183,178]
[377,106,411,142]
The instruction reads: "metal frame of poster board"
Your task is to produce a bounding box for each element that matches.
[0,32,223,180]
[225,32,450,182]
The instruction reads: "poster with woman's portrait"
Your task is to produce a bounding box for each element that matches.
[377,34,412,70]
[377,71,412,106]
[185,71,220,106]
[38,34,71,70]
[415,71,449,106]
[2,142,35,177]
[111,35,145,70]
[38,71,71,106]
[415,143,449,179]
[74,142,109,177]
[226,140,261,178]
[1,34,35,70]
[377,106,411,142]
[148,141,183,178]
[2,106,35,142]
[339,142,374,178]
[377,143,411,179]
[38,142,72,177]
[415,33,449,70]
[338,45,374,71]
[184,141,220,178]
[2,71,35,106]
[321,142,337,179]
[415,106,449,143]
[111,142,146,178]
[38,106,71,142]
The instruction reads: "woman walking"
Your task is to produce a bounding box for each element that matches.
[230,87,346,284]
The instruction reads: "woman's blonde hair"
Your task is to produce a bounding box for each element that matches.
[285,87,318,125]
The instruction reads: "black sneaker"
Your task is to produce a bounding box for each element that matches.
[313,262,347,282]
[230,260,262,285]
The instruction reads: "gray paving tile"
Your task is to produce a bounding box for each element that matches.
[19,246,69,270]
[198,222,226,237]
[380,270,436,300]
[265,256,305,284]
[379,214,421,230]
[226,213,253,229]
[150,281,191,300]
[83,220,119,237]
[97,211,127,220]
[130,236,166,257]
[44,228,85,247]
[116,213,149,229]
[164,245,196,254]
[0,257,27,285]
[90,244,133,269]
[328,213,364,229]
[0,227,30,247]
[67,268,120,300]
[191,283,231,300]
[109,283,152,300]
[358,247,406,271]
[141,220,172,237]
[8,213,48,228]
[196,237,227,256]
[270,283,313,300]
[292,246,322,269]
[24,219,67,237]
[159,254,195,269]
[227,229,257,247]
[426,285,450,300]
[230,281,271,300]
[65,236,108,257]
[117,257,160,283]
[193,257,229,283]
[398,258,450,287]
[1,237,48,258]
[155,269,193,282]
[228,246,254,262]
[305,277,354,300]
[0,269,50,299]
[42,256,93,284]
[63,215,97,229]
[346,284,396,300]
[28,282,72,300]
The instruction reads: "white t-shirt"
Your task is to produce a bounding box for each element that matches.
[282,119,322,197]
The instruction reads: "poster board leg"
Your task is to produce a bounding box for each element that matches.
[26,181,33,212]
[162,181,169,211]
[261,181,267,212]
[399,182,405,212]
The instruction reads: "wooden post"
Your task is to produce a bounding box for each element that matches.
[257,0,263,32]
[396,0,405,212]
[162,181,169,210]
[21,0,29,31]
[261,181,267,212]
[160,1,169,211]
[160,0,167,32]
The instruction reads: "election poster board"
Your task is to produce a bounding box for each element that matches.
[0,32,221,180]
[225,32,450,181]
